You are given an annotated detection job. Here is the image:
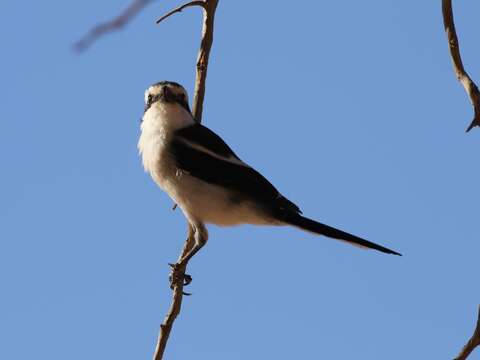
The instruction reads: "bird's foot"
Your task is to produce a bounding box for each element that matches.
[168,263,192,295]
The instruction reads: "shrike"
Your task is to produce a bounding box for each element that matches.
[138,81,401,276]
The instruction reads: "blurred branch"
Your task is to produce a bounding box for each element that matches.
[442,0,480,132]
[454,305,480,360]
[152,1,218,359]
[74,0,154,52]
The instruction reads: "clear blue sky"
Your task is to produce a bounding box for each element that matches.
[2,1,480,359]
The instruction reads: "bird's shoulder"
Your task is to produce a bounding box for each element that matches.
[173,123,241,161]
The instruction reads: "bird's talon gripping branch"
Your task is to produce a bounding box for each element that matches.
[168,263,192,290]
[183,273,193,286]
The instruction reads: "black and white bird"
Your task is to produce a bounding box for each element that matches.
[138,81,401,271]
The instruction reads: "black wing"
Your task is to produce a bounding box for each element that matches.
[175,123,241,160]
[171,124,301,214]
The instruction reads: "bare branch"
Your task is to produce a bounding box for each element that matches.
[192,0,218,122]
[155,0,217,122]
[442,0,480,132]
[74,0,154,52]
[152,1,219,359]
[155,1,206,24]
[454,305,480,360]
[152,225,195,360]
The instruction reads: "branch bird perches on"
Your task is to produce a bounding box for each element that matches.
[153,1,219,359]
[442,0,480,132]
[76,1,219,358]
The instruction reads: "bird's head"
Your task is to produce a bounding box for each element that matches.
[144,81,191,114]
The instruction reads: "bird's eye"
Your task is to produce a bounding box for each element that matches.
[147,94,153,104]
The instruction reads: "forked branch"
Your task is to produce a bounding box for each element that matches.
[454,305,480,360]
[442,0,480,132]
[155,0,217,123]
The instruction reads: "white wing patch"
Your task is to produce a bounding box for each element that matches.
[177,138,251,168]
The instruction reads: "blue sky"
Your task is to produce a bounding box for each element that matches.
[1,1,480,359]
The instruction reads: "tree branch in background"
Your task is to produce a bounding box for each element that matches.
[454,305,480,360]
[442,0,480,132]
[153,1,219,359]
[73,0,154,52]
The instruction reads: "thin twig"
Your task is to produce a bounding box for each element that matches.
[155,0,217,122]
[152,1,219,359]
[192,0,219,122]
[152,225,195,360]
[155,1,206,24]
[442,0,480,132]
[74,0,154,52]
[454,305,480,360]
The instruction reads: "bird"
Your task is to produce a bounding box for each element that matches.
[138,81,401,279]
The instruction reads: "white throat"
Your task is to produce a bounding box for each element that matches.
[138,102,194,174]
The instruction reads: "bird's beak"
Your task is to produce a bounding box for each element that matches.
[162,86,170,99]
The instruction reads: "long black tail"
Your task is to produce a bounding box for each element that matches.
[282,213,401,256]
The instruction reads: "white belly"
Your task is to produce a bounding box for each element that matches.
[160,169,274,226]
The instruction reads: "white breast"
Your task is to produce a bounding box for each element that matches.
[138,102,194,180]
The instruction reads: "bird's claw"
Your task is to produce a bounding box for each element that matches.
[168,263,192,295]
